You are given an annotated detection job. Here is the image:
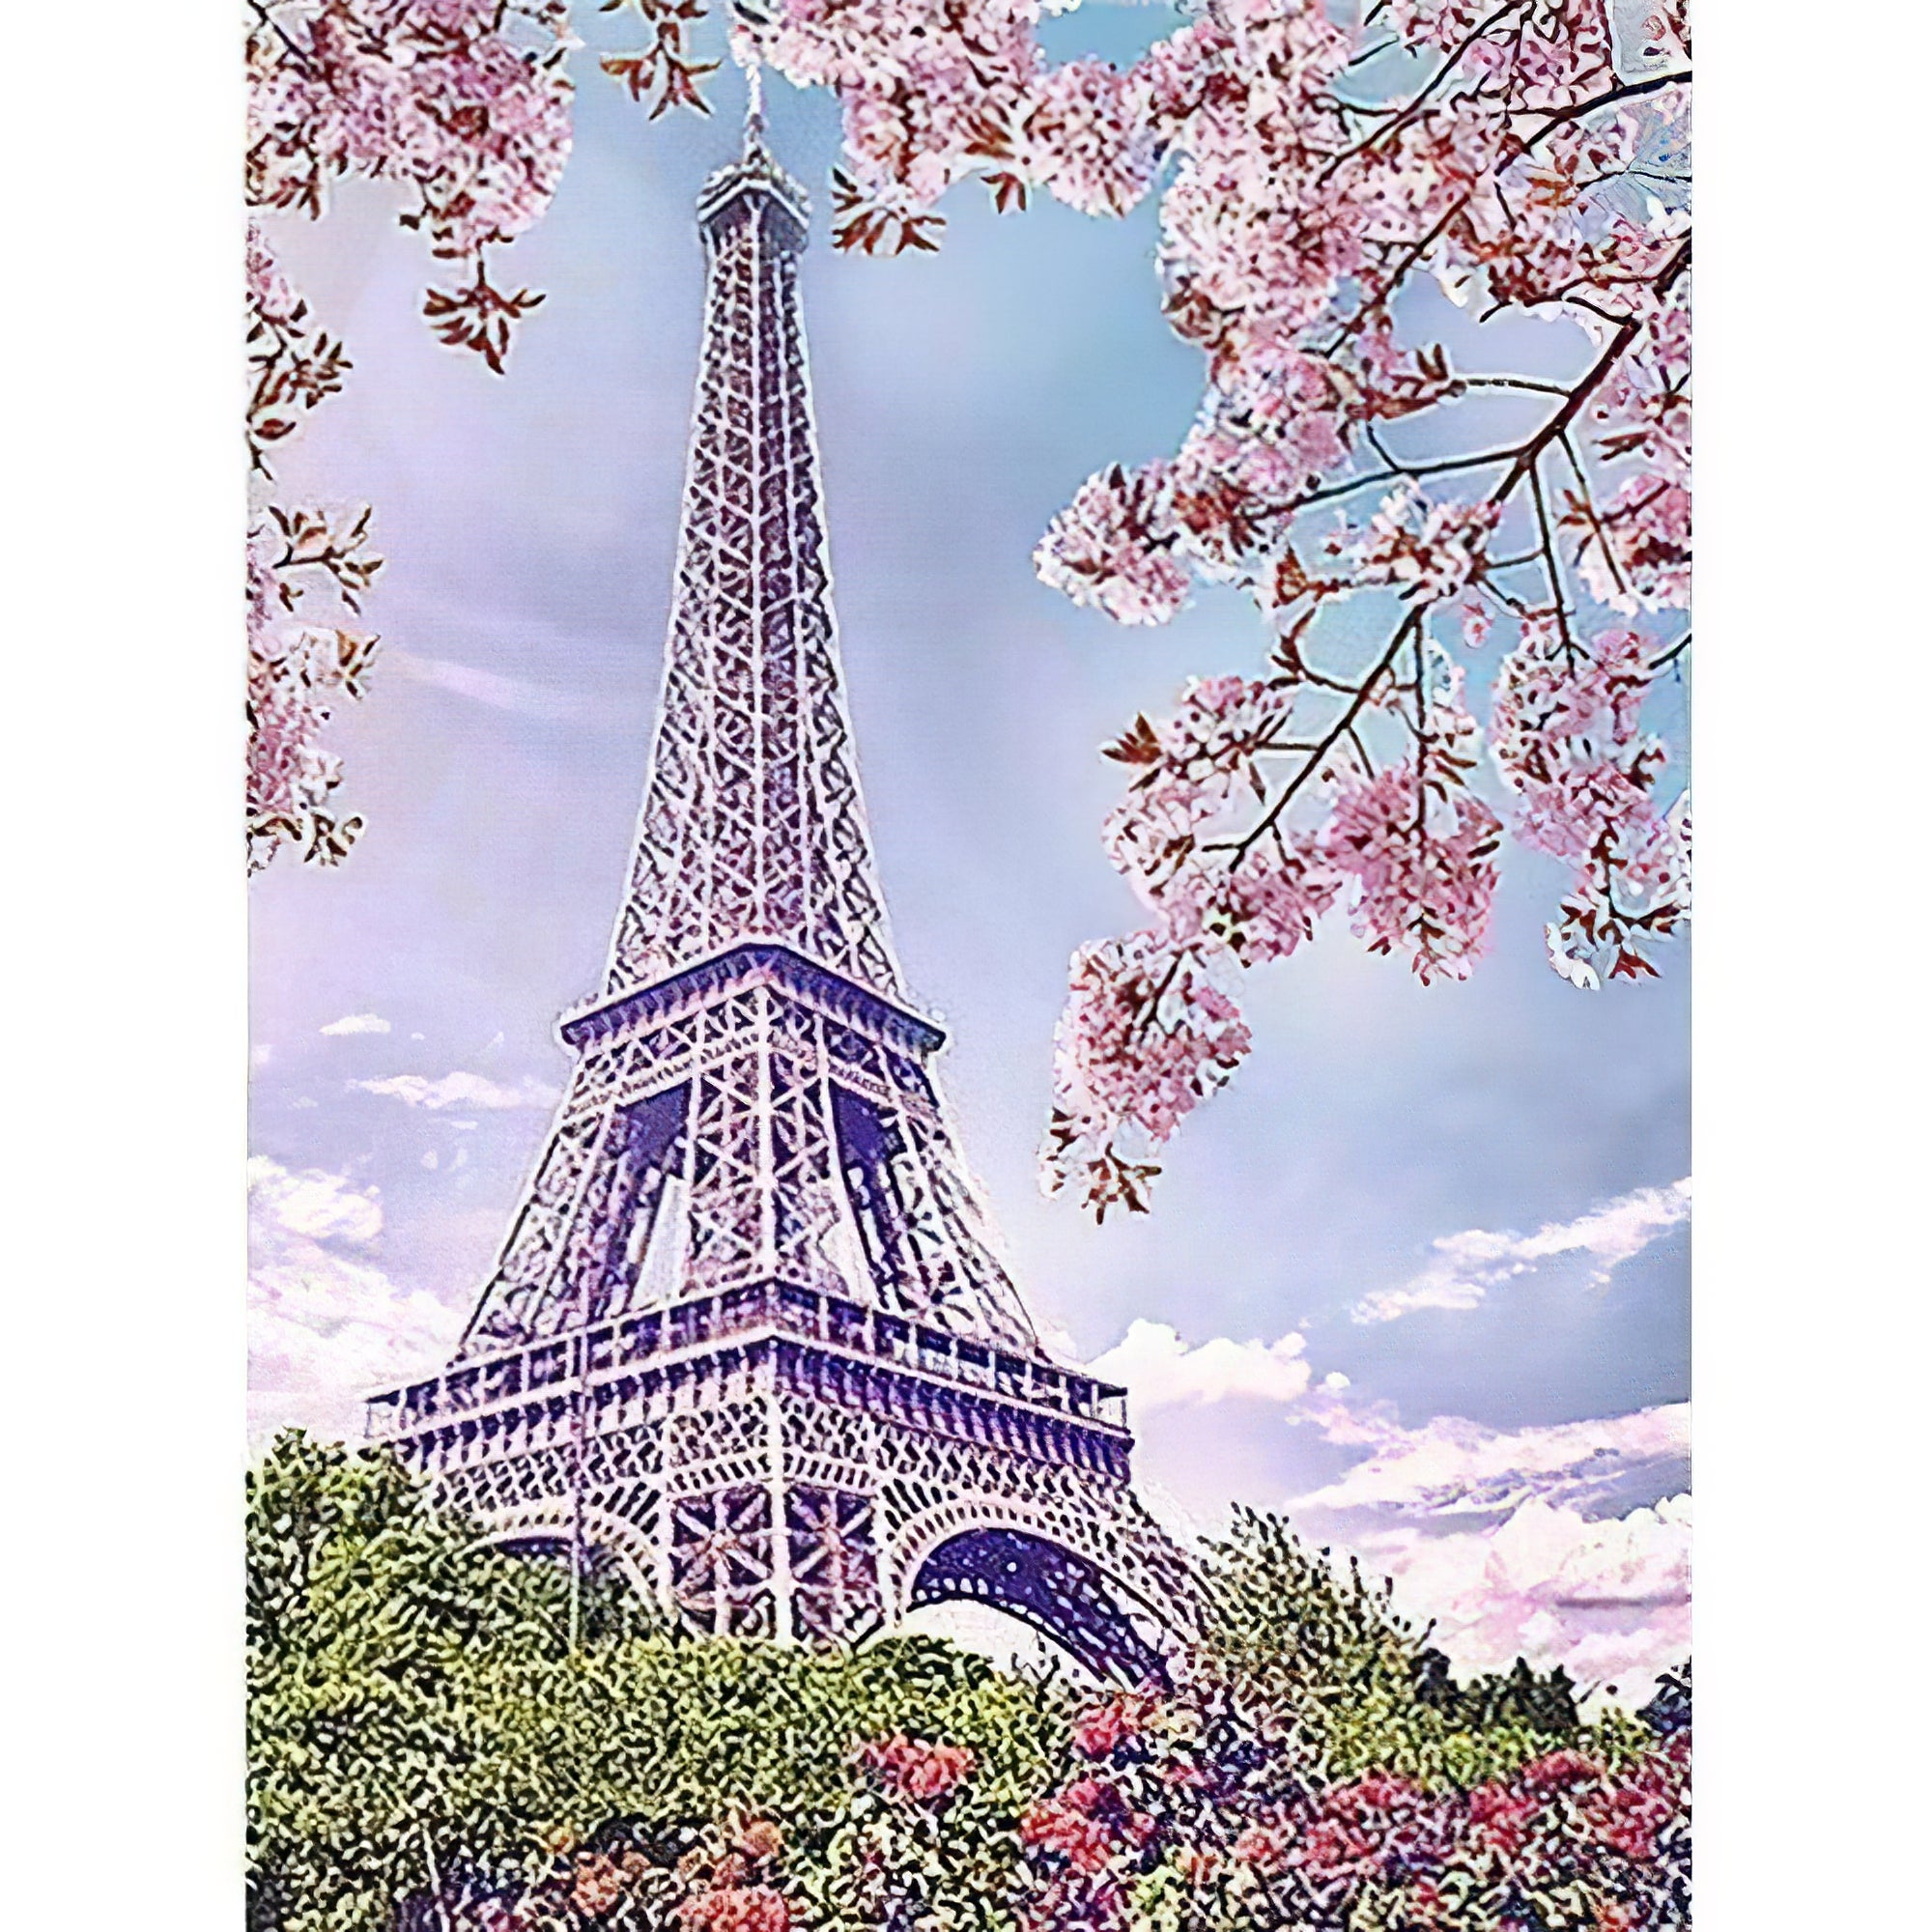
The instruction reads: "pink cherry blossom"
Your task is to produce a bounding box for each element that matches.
[1213,834,1343,966]
[1041,930,1254,1219]
[1351,490,1504,603]
[248,0,573,267]
[1321,764,1501,983]
[1573,473,1691,615]
[246,506,383,872]
[247,222,351,474]
[242,0,1692,1209]
[1025,60,1155,219]
[245,1,577,871]
[1491,621,1687,982]
[1034,465,1192,626]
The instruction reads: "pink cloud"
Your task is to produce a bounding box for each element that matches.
[247,1156,458,1444]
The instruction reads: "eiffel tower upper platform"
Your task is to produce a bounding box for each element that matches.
[366,104,1191,1678]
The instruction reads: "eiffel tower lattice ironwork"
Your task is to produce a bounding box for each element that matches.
[367,113,1193,1679]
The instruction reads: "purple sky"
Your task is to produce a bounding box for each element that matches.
[250,9,1690,1693]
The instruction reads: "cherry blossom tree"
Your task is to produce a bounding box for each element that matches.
[734,0,1693,1216]
[246,0,1690,1219]
[244,0,574,870]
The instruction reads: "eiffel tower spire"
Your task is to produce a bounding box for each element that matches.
[606,99,900,1004]
[369,129,1193,1672]
[451,133,1037,1360]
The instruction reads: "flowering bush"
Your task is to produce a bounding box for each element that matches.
[1010,1688,1689,1932]
[248,1439,1686,1932]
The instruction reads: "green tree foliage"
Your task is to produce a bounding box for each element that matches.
[247,1433,1065,1932]
[1189,1508,1580,1788]
[247,1442,1682,1932]
[248,1430,581,1930]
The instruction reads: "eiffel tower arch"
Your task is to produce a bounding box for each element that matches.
[367,108,1196,1682]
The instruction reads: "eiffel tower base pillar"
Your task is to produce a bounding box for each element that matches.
[405,1333,1195,1682]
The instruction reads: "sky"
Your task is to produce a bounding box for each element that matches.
[250,6,1690,1695]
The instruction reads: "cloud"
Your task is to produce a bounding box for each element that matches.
[1293,1402,1690,1521]
[391,649,594,724]
[350,1071,559,1112]
[321,1012,392,1037]
[254,1159,384,1245]
[1357,1494,1692,1695]
[1082,1321,1324,1557]
[1352,1178,1691,1323]
[1073,1304,1690,1696]
[1285,1401,1690,1696]
[1091,1319,1313,1410]
[248,1156,458,1444]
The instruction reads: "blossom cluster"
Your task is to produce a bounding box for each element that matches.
[854,1732,978,1805]
[465,1814,801,1932]
[247,0,574,368]
[246,506,383,872]
[1069,1691,1157,1762]
[1014,1682,1691,1932]
[1042,929,1255,1220]
[730,0,1694,1211]
[759,1,1161,236]
[1044,643,1506,1206]
[677,1882,792,1932]
[243,0,576,873]
[246,222,350,475]
[1491,620,1688,985]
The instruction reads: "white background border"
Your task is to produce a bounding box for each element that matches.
[5,0,1924,1920]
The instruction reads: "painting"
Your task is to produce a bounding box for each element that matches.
[242,6,1692,1929]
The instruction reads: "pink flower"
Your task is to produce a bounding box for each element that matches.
[1231,1823,1293,1873]
[1518,1748,1605,1795]
[719,0,1690,1212]
[855,1733,977,1805]
[245,222,300,328]
[1069,1693,1153,1760]
[1020,1798,1118,1877]
[1052,934,1252,1146]
[1039,927,1254,1214]
[1213,836,1341,965]
[1026,60,1156,218]
[1583,1780,1674,1861]
[1021,1775,1151,1877]
[678,1888,792,1932]
[1350,489,1502,603]
[1036,465,1191,626]
[246,508,382,871]
[1490,622,1685,983]
[1467,1782,1538,1858]
[1322,764,1500,983]
[1574,473,1691,615]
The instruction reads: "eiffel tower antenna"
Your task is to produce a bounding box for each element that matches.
[744,51,764,147]
[368,127,1194,1677]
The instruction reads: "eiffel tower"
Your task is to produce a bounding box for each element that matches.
[366,107,1192,1679]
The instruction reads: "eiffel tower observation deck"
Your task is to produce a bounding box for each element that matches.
[367,99,1193,1679]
